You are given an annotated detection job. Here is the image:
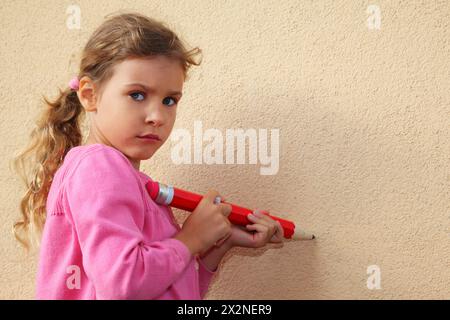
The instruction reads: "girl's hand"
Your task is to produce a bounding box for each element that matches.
[215,209,284,249]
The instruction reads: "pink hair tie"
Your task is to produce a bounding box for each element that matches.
[69,76,80,91]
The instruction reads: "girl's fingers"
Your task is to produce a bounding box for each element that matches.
[253,209,269,217]
[274,220,283,235]
[249,210,271,227]
[254,210,275,224]
[249,211,277,233]
[270,221,284,243]
[246,223,269,234]
[247,213,269,229]
[246,221,284,247]
[245,224,268,247]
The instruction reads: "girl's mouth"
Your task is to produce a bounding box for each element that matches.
[137,133,161,141]
[137,136,160,143]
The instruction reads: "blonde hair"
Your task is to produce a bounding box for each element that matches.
[11,11,202,250]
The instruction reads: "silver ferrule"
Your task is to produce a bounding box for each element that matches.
[155,183,174,205]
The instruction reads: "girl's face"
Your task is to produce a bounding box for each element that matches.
[78,55,185,170]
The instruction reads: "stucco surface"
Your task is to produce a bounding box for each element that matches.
[1,0,448,299]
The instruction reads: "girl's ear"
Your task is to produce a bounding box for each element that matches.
[77,76,98,112]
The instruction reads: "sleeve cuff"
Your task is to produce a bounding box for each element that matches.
[196,255,218,274]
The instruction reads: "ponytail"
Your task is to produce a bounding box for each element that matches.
[11,85,85,250]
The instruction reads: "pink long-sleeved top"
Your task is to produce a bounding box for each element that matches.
[36,143,217,299]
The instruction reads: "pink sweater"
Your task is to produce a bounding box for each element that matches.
[36,143,217,299]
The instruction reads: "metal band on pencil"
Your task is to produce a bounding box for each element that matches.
[214,196,221,205]
[166,185,174,205]
[155,183,173,205]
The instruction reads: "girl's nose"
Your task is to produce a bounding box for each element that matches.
[145,105,165,127]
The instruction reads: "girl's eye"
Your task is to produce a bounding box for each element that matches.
[130,91,145,101]
[129,91,178,106]
[162,97,178,107]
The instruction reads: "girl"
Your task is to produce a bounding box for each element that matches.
[12,12,284,300]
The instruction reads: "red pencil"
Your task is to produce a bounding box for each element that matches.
[145,181,315,240]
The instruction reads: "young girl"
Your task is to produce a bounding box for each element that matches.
[12,12,284,300]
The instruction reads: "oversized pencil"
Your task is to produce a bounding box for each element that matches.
[145,181,315,240]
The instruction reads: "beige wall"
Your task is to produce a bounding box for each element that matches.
[1,0,449,299]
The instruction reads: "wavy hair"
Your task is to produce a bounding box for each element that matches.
[11,11,202,250]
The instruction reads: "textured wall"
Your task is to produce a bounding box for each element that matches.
[1,0,449,299]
